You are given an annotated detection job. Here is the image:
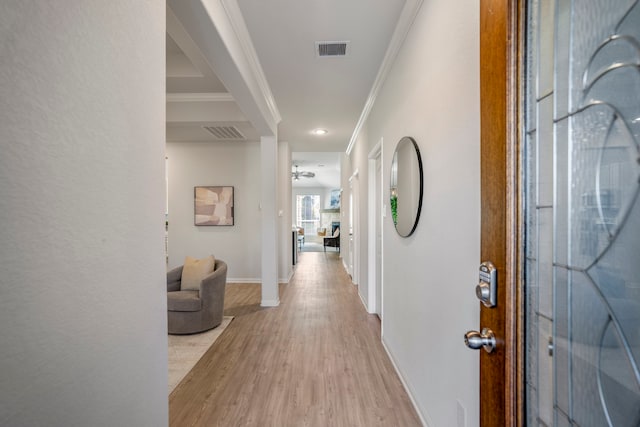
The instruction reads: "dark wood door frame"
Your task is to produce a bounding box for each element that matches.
[479,0,524,425]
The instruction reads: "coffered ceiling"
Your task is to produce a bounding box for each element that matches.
[166,0,422,188]
[166,0,416,154]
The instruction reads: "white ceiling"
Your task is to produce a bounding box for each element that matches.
[236,0,405,152]
[291,152,341,188]
[166,0,409,186]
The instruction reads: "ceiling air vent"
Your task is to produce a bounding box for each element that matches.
[202,126,245,140]
[316,41,349,57]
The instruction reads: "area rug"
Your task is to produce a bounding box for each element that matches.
[168,316,234,394]
[300,241,324,252]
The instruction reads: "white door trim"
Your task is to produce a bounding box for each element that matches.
[367,140,382,314]
[348,169,359,286]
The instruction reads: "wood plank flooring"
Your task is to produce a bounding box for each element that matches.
[169,252,422,426]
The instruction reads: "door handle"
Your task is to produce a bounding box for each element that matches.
[464,328,496,353]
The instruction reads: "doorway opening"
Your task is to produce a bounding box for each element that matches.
[291,152,342,254]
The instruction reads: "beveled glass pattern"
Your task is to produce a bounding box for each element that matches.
[538,0,556,98]
[525,0,640,425]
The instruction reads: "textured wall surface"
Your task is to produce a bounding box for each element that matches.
[0,2,167,426]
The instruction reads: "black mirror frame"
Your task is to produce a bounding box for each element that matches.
[390,136,424,237]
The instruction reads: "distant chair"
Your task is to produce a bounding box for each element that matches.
[323,227,340,252]
[317,227,327,237]
[296,227,305,249]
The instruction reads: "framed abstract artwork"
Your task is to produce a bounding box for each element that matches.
[194,186,234,226]
[330,189,341,208]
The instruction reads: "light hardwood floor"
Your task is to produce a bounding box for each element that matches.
[169,252,422,426]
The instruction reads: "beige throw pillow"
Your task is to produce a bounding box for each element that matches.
[181,255,215,291]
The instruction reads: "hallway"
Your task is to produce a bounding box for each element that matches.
[169,252,421,426]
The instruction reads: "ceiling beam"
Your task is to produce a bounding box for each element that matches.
[168,0,281,136]
[166,97,247,123]
[167,9,221,86]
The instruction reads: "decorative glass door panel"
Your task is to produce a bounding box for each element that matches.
[524,0,640,425]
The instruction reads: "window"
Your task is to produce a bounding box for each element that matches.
[296,195,320,235]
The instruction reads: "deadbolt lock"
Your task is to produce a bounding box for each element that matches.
[476,261,497,307]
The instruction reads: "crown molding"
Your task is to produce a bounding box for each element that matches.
[346,0,424,155]
[166,93,235,103]
[220,0,282,125]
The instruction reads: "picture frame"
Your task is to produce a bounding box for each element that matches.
[330,189,341,209]
[194,186,234,226]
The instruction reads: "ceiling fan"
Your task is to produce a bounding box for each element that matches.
[291,165,315,180]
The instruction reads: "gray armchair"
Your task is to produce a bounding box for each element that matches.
[167,259,227,334]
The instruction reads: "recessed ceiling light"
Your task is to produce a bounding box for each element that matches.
[311,128,328,136]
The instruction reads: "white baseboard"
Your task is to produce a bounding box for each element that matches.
[227,277,261,284]
[227,280,282,307]
[341,258,350,275]
[381,336,432,427]
[261,299,280,307]
[279,269,294,284]
[228,276,291,285]
[358,289,369,311]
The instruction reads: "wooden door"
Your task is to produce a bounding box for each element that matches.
[478,0,522,425]
[480,1,640,424]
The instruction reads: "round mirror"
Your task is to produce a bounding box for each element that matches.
[390,136,423,237]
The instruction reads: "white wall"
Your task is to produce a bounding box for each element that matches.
[350,1,481,425]
[278,142,293,282]
[166,141,262,282]
[0,2,167,426]
[349,126,371,299]
[340,153,353,273]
